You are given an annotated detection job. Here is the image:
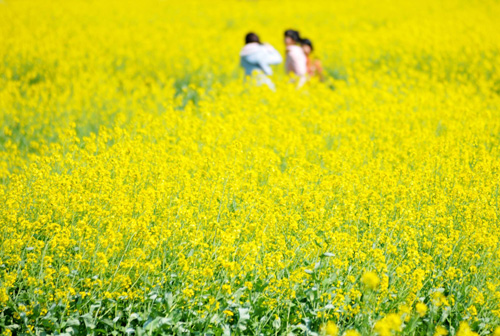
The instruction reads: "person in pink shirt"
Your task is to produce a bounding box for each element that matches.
[301,38,325,81]
[284,29,307,87]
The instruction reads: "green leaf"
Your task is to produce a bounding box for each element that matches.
[101,318,115,327]
[66,318,81,327]
[238,308,250,322]
[222,324,231,336]
[210,314,221,325]
[81,313,96,329]
[237,308,250,331]
[273,316,281,329]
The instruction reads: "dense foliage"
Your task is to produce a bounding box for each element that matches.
[1,0,500,335]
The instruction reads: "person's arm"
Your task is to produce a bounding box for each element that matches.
[315,59,325,81]
[258,61,273,76]
[262,44,282,65]
[257,44,282,75]
[294,50,307,77]
[297,75,307,88]
[256,45,282,76]
[289,49,307,88]
[286,48,307,77]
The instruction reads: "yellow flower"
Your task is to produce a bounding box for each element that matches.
[222,284,232,294]
[456,322,479,336]
[434,326,448,336]
[343,330,361,336]
[416,302,428,317]
[0,288,9,304]
[374,314,402,336]
[182,288,194,298]
[2,0,500,334]
[361,271,380,290]
[321,321,339,336]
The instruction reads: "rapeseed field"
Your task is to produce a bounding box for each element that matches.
[1,0,500,335]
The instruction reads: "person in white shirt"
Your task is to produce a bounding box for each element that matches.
[240,32,282,90]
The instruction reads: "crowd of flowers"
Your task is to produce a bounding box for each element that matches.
[1,0,500,335]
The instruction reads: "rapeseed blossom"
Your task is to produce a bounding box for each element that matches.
[415,302,428,317]
[374,314,402,336]
[456,322,479,336]
[343,330,361,336]
[321,321,339,336]
[361,271,380,290]
[1,0,499,334]
[434,326,448,336]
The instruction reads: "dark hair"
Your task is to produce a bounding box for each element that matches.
[301,38,313,51]
[284,29,301,43]
[245,32,261,44]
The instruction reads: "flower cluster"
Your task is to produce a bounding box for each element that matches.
[1,0,499,334]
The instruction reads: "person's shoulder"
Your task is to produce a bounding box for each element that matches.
[240,43,262,56]
[288,45,305,55]
[262,43,276,51]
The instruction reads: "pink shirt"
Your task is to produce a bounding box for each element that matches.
[285,45,307,76]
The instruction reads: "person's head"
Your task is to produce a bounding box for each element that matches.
[301,38,313,55]
[284,29,301,46]
[245,32,261,45]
